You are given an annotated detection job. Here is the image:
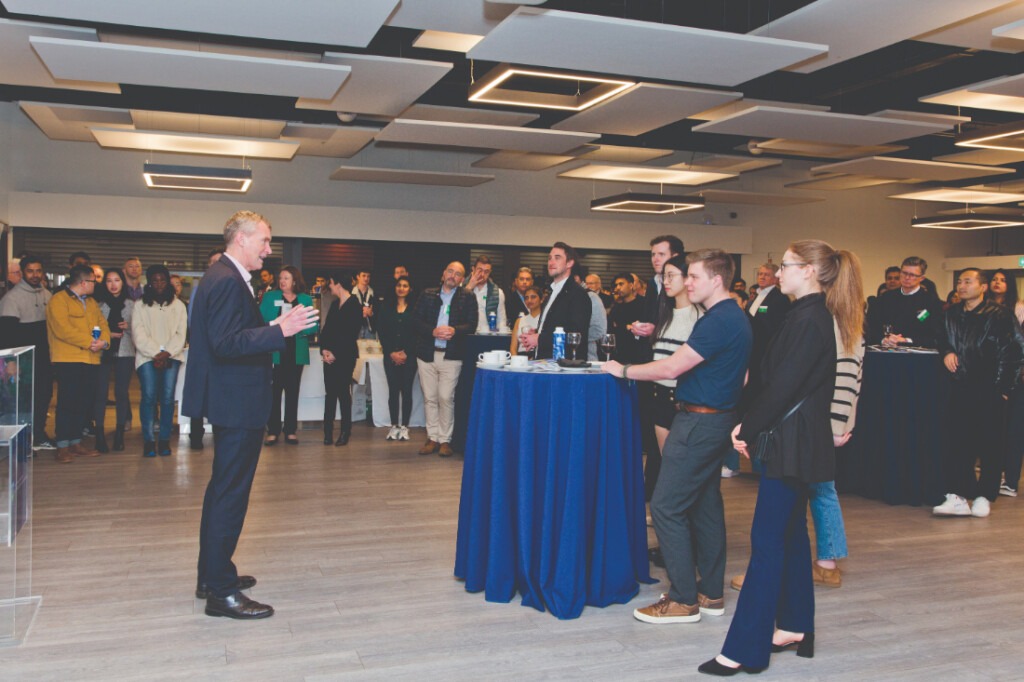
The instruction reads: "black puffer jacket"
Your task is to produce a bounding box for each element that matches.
[938,300,1022,395]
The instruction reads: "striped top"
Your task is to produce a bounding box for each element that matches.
[652,304,702,388]
[831,317,865,437]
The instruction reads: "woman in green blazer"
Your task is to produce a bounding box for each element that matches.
[260,266,318,445]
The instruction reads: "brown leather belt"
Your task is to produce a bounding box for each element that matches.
[675,402,730,414]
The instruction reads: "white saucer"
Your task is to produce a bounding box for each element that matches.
[476,361,507,369]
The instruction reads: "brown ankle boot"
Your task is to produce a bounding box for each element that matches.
[811,562,841,587]
[56,447,74,463]
[70,442,100,458]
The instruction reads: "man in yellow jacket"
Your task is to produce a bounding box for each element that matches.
[46,264,110,463]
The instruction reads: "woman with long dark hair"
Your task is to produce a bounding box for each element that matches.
[700,240,863,676]
[320,269,363,446]
[260,265,317,445]
[988,268,1019,310]
[131,264,187,457]
[93,267,135,452]
[510,285,543,356]
[377,275,417,441]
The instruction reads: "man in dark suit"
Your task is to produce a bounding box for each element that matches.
[520,242,591,359]
[505,266,534,323]
[183,210,317,620]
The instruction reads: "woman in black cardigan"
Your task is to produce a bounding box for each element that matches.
[320,270,363,446]
[376,275,417,441]
[700,240,864,677]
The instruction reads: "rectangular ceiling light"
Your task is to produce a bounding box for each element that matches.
[591,192,704,214]
[143,163,251,193]
[90,127,300,159]
[912,214,1024,230]
[468,64,633,111]
[558,164,736,186]
[956,120,1024,152]
[888,188,1024,204]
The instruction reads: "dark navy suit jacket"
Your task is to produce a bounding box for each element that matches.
[182,258,284,430]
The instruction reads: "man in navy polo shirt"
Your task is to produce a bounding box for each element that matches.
[604,248,752,625]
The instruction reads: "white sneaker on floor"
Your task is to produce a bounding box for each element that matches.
[721,466,738,479]
[933,493,971,516]
[386,425,400,441]
[971,496,991,518]
[398,426,410,441]
[999,484,1018,497]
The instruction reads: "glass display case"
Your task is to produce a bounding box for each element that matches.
[0,346,41,646]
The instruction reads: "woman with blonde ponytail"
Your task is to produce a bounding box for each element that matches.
[699,240,864,677]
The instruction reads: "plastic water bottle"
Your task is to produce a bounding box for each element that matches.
[487,311,497,332]
[92,326,101,341]
[552,327,566,361]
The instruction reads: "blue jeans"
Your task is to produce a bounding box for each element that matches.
[809,481,848,561]
[137,359,180,442]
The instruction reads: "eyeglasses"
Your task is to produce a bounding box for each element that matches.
[778,262,808,270]
[662,272,683,282]
[900,270,924,279]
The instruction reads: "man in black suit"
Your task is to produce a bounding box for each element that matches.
[520,242,591,359]
[183,210,317,620]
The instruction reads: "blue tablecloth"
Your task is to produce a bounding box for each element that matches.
[452,334,512,452]
[454,369,653,619]
[835,350,950,506]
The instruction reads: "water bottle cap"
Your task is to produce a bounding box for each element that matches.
[554,327,564,332]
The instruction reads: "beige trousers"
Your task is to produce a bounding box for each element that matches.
[417,351,462,444]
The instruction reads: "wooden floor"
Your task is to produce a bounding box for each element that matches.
[1,421,1021,681]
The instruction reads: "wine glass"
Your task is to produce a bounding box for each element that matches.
[600,333,616,361]
[566,332,582,361]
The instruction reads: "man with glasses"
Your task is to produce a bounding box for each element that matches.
[868,256,944,348]
[45,264,110,462]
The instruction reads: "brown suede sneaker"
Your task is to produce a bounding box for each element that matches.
[812,562,841,588]
[633,594,700,624]
[438,443,454,458]
[55,447,74,463]
[697,593,725,616]
[418,440,439,456]
[730,573,745,591]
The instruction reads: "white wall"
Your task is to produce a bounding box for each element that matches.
[2,100,1007,293]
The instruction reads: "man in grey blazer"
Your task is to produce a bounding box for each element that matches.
[183,210,317,619]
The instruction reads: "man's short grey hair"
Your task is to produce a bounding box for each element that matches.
[759,262,776,272]
[224,210,269,246]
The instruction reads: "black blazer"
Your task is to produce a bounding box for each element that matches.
[320,296,363,366]
[536,279,591,359]
[182,258,285,430]
[745,286,792,391]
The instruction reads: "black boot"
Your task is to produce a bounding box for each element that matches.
[112,429,125,452]
[335,432,350,446]
[94,433,109,454]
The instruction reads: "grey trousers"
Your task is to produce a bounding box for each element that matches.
[651,409,736,604]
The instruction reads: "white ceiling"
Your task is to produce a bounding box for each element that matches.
[468,8,827,87]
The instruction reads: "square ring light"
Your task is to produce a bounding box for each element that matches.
[469,64,634,111]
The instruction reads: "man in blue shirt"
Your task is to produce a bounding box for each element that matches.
[604,248,752,625]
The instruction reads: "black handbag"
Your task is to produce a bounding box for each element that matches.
[750,396,809,464]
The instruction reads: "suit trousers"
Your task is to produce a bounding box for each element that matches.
[268,362,304,436]
[197,425,264,598]
[722,476,813,669]
[53,362,97,447]
[652,409,735,604]
[417,351,461,444]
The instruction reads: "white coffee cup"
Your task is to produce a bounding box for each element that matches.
[509,355,529,368]
[487,350,511,365]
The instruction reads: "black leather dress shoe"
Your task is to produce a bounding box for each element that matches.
[335,432,350,446]
[205,592,274,620]
[195,575,257,599]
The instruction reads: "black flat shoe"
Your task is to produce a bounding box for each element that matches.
[698,658,765,676]
[772,633,814,658]
[205,592,273,620]
[196,575,257,599]
[264,435,278,446]
[285,435,299,445]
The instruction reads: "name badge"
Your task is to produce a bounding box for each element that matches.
[916,309,930,321]
[758,306,768,314]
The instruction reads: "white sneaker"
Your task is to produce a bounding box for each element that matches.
[386,425,400,441]
[398,426,410,441]
[999,484,1018,497]
[932,493,971,516]
[721,466,738,479]
[971,496,991,518]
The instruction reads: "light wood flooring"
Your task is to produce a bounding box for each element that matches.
[1,419,1022,681]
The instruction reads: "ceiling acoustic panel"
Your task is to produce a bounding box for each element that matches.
[280,124,378,158]
[386,0,517,36]
[412,30,484,53]
[0,19,119,94]
[919,77,1024,114]
[869,110,970,126]
[89,127,300,159]
[692,106,950,145]
[810,157,1014,181]
[20,101,132,142]
[575,145,674,163]
[689,99,830,122]
[472,151,575,170]
[749,0,1012,73]
[400,104,538,127]
[130,111,286,139]
[690,189,823,206]
[968,72,1024,99]
[375,119,598,154]
[933,148,1024,165]
[29,37,352,99]
[552,83,741,136]
[668,155,782,173]
[3,0,398,48]
[468,8,826,87]
[784,175,909,190]
[749,138,909,159]
[915,1,1024,53]
[296,53,452,116]
[329,166,494,187]
[557,164,736,186]
[888,187,1024,204]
